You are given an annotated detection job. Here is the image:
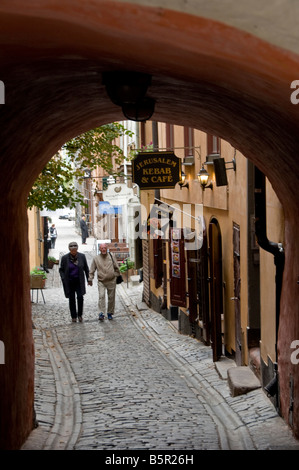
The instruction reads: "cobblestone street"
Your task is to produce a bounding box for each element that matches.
[22,217,299,452]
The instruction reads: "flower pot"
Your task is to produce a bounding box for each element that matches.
[121,268,134,282]
[30,275,46,289]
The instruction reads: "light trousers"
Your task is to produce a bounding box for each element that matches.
[97,278,117,314]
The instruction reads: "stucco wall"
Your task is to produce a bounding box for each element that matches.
[260,180,285,363]
[1,0,299,447]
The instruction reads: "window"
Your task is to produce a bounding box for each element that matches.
[166,123,174,150]
[184,127,194,157]
[207,134,220,155]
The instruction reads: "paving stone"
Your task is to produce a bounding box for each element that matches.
[22,218,299,451]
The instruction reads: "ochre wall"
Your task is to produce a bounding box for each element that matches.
[0,1,299,447]
[260,182,285,364]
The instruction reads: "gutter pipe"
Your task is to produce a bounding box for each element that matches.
[254,167,285,403]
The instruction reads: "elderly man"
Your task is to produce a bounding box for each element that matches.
[59,241,90,322]
[88,243,120,320]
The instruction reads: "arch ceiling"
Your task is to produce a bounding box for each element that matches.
[1,0,299,445]
[0,0,299,209]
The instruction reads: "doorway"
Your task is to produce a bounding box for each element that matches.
[233,222,242,365]
[208,219,223,362]
[187,228,210,344]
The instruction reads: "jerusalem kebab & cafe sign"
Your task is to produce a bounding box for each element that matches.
[132,151,181,189]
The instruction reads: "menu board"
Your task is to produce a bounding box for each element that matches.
[171,228,181,278]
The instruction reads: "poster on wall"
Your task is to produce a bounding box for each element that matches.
[171,228,181,278]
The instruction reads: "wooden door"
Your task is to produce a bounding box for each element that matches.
[187,248,199,323]
[209,220,223,362]
[142,239,150,306]
[233,223,242,365]
[187,231,210,344]
[161,241,168,310]
[153,238,163,289]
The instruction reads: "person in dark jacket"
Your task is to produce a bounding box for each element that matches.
[80,215,89,245]
[59,241,90,322]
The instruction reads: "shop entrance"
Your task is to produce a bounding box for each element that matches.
[187,228,210,345]
[209,219,223,362]
[233,222,242,365]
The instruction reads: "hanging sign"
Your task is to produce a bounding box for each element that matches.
[103,183,134,205]
[132,151,181,190]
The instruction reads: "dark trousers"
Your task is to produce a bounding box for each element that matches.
[69,278,84,318]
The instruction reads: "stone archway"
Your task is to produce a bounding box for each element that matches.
[0,1,299,448]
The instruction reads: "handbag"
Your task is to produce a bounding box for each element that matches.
[109,252,123,284]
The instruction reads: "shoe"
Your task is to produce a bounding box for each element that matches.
[72,318,77,323]
[107,313,113,320]
[99,313,105,321]
[79,316,83,322]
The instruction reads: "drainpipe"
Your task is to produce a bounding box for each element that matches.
[254,167,285,405]
[152,121,159,199]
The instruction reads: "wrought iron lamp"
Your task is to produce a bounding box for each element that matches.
[178,171,189,189]
[103,71,155,122]
[197,165,213,191]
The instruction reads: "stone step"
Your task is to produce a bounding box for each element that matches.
[227,366,261,397]
[130,275,140,286]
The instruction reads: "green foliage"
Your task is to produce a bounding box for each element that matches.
[119,258,135,272]
[30,267,47,279]
[28,123,134,211]
[27,154,84,211]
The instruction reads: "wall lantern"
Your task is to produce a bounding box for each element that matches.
[178,171,189,190]
[103,71,155,122]
[122,97,155,122]
[197,165,213,191]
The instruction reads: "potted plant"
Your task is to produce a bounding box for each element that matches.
[30,267,47,289]
[119,258,135,282]
[48,256,58,269]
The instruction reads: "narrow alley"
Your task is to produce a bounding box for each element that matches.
[22,214,299,452]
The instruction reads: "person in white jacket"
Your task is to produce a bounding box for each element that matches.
[88,243,120,321]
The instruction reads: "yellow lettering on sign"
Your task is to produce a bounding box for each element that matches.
[143,167,172,176]
[151,175,173,183]
[136,157,177,171]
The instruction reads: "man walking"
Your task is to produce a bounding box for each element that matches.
[88,243,120,320]
[80,215,89,245]
[50,223,57,248]
[59,241,90,322]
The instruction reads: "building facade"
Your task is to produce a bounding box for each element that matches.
[135,121,284,407]
[2,0,299,448]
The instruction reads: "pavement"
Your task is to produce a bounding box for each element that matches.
[22,213,299,451]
